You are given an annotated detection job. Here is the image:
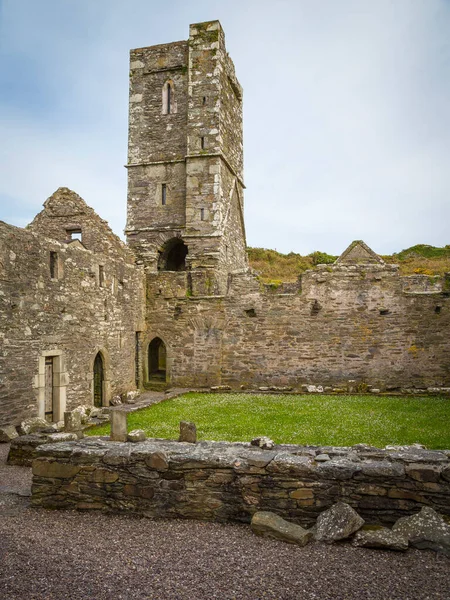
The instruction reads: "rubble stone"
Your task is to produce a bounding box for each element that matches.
[251,511,313,546]
[179,421,197,443]
[315,502,365,543]
[392,507,450,556]
[353,527,408,551]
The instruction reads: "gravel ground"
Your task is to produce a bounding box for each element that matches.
[1,444,449,600]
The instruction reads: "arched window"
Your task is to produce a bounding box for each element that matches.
[148,338,166,381]
[162,80,176,115]
[157,238,188,271]
[93,352,105,407]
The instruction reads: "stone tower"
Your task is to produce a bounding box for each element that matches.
[125,20,247,295]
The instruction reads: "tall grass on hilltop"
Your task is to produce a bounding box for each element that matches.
[248,244,450,283]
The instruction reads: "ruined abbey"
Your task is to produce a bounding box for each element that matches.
[1,20,449,428]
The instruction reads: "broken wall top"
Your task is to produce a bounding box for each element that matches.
[27,188,135,263]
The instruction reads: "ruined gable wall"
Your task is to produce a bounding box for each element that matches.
[0,221,145,427]
[144,265,450,389]
[28,188,131,259]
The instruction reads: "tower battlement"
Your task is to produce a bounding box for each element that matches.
[125,21,247,294]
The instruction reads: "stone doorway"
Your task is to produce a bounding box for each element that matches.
[148,338,166,381]
[93,352,104,407]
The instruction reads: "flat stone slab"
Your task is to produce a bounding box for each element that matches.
[251,511,313,546]
[353,527,408,551]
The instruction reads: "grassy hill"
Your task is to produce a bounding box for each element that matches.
[248,244,450,283]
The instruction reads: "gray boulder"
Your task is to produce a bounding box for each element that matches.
[353,527,408,551]
[0,425,19,442]
[392,506,450,556]
[18,417,51,435]
[127,429,146,443]
[315,502,365,543]
[251,511,313,546]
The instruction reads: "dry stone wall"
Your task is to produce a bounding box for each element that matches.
[31,438,450,527]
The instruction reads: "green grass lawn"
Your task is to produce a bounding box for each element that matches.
[86,393,450,449]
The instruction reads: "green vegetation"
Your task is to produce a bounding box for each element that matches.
[248,244,450,282]
[87,393,450,449]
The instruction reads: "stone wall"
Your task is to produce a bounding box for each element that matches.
[144,261,450,389]
[31,438,450,526]
[0,193,145,427]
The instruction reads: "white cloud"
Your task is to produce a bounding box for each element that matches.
[1,0,449,254]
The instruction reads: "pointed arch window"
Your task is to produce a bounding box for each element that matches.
[162,80,176,115]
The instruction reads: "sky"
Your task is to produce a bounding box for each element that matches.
[0,0,449,256]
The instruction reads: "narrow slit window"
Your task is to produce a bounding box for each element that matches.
[201,136,205,149]
[202,96,207,105]
[200,208,205,221]
[99,265,105,287]
[161,183,167,206]
[167,83,171,114]
[50,251,58,279]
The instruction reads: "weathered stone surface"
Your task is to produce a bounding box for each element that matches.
[145,451,169,471]
[64,411,82,433]
[127,429,146,443]
[19,418,50,436]
[251,511,313,546]
[110,411,128,442]
[29,438,450,527]
[353,527,408,551]
[33,459,80,479]
[124,391,139,405]
[250,437,274,450]
[47,433,78,443]
[315,453,330,462]
[72,406,90,425]
[315,502,365,543]
[392,507,450,556]
[359,461,404,478]
[179,421,196,443]
[0,425,18,442]
[405,463,441,483]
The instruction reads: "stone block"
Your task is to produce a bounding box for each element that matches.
[179,421,196,443]
[145,451,169,471]
[251,511,313,546]
[33,459,80,479]
[110,411,128,442]
[405,463,442,482]
[353,527,408,551]
[127,429,146,442]
[19,417,50,435]
[0,425,18,442]
[64,411,82,433]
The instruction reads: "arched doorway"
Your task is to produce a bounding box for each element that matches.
[93,352,104,407]
[148,338,166,381]
[158,238,188,271]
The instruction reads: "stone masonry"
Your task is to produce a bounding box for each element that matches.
[31,438,450,526]
[0,20,449,428]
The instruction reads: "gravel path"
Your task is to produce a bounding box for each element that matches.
[1,444,449,600]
